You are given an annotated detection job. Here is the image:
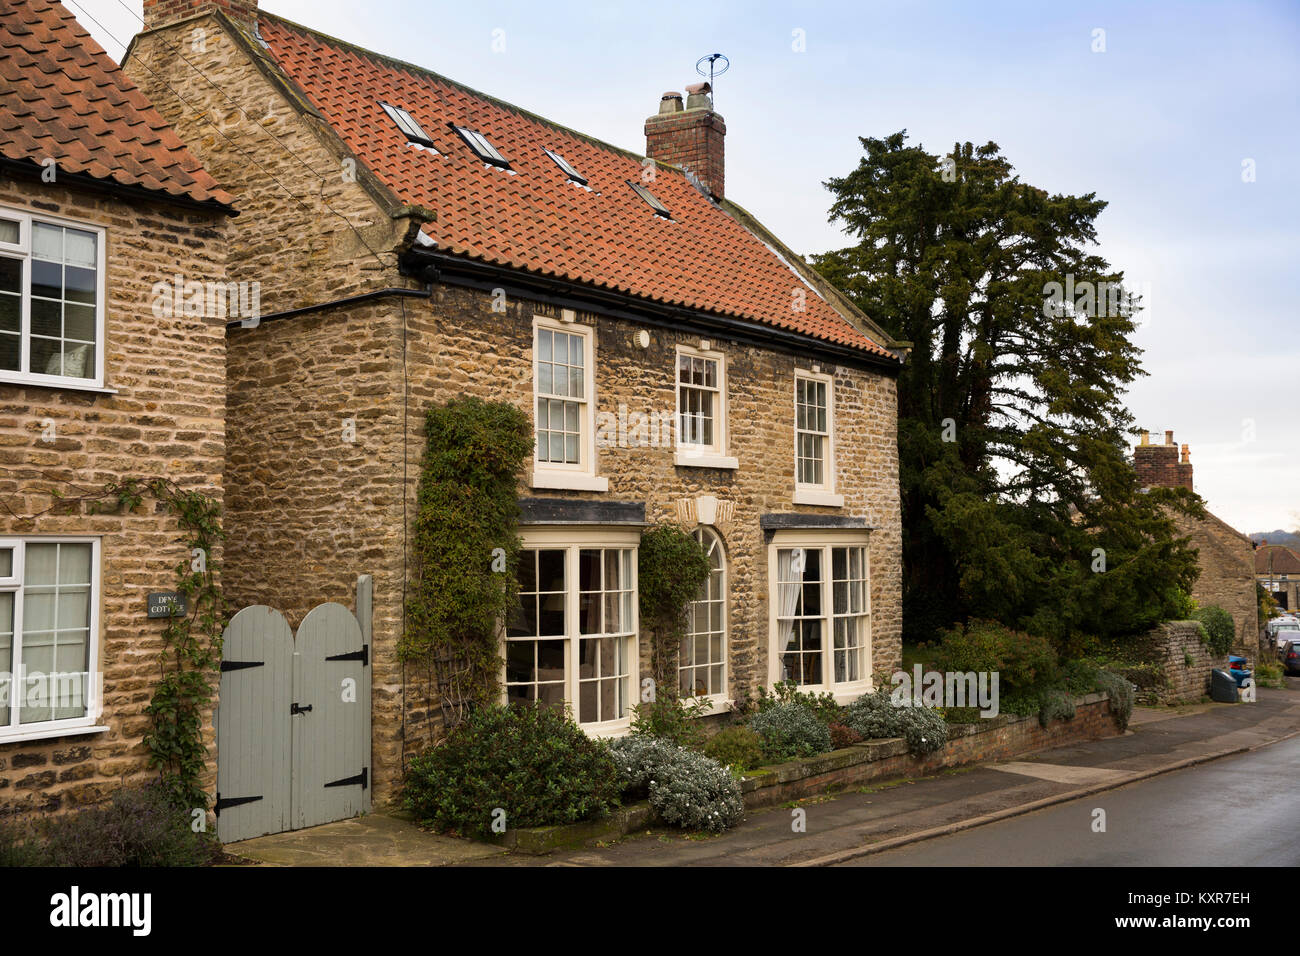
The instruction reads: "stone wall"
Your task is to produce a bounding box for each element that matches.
[739,692,1122,809]
[1170,510,1258,654]
[0,175,227,814]
[1114,620,1227,706]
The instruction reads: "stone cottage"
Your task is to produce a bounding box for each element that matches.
[1255,543,1300,613]
[0,0,233,813]
[1134,429,1257,652]
[122,0,907,815]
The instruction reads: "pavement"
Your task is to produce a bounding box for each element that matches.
[224,679,1300,867]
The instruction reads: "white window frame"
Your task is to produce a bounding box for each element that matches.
[678,526,729,714]
[530,315,607,491]
[0,536,106,743]
[674,344,738,470]
[766,530,872,703]
[0,206,107,390]
[793,369,843,507]
[502,527,640,736]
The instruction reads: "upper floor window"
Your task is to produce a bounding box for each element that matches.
[531,316,607,492]
[794,370,842,506]
[674,343,738,470]
[0,209,105,388]
[0,537,101,740]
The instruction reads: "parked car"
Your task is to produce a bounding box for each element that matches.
[1279,639,1300,676]
[1268,615,1300,648]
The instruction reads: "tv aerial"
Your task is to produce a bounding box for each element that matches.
[694,53,730,106]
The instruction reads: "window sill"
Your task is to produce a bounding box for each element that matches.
[0,723,109,745]
[684,693,731,716]
[583,719,632,739]
[674,452,739,470]
[0,376,117,395]
[530,471,609,492]
[793,488,844,507]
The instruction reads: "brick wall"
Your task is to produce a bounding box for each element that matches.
[645,109,727,198]
[0,176,227,814]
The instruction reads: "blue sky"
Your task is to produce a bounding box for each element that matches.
[77,0,1300,532]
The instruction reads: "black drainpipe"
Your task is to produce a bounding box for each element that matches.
[223,287,429,331]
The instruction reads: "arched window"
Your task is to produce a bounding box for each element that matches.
[679,527,726,699]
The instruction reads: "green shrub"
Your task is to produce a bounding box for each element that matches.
[749,702,833,761]
[608,736,744,832]
[931,620,1061,694]
[32,785,217,867]
[403,703,620,837]
[843,688,947,756]
[755,680,842,725]
[1061,658,1102,696]
[630,692,711,750]
[1095,670,1135,731]
[702,726,766,773]
[1037,687,1077,727]
[639,525,712,686]
[1194,605,1235,657]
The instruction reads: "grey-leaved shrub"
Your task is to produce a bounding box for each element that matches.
[748,702,832,761]
[843,687,948,756]
[608,736,744,833]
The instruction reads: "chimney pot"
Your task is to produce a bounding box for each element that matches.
[1140,429,1150,446]
[1165,429,1174,446]
[1181,443,1190,464]
[658,92,683,114]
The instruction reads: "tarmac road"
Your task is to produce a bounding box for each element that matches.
[843,734,1300,866]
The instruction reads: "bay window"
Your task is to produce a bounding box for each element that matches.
[505,530,637,730]
[768,532,870,699]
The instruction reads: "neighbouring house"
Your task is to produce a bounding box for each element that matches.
[1255,543,1300,613]
[121,0,906,834]
[0,0,233,813]
[1134,429,1257,652]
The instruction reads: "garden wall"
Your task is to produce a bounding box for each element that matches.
[740,691,1121,809]
[1110,621,1227,706]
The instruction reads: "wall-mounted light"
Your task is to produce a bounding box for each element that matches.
[636,329,650,348]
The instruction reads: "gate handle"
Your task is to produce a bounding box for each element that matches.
[291,703,313,716]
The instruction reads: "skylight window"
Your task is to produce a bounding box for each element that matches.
[543,147,587,186]
[380,101,437,149]
[627,181,672,219]
[450,125,510,168]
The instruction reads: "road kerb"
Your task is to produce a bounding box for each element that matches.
[789,745,1253,867]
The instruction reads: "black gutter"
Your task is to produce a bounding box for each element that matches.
[224,287,428,330]
[0,157,237,217]
[400,248,904,375]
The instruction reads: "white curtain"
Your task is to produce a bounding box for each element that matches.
[777,549,804,679]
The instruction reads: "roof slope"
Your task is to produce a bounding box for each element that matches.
[1256,544,1300,576]
[0,0,233,207]
[256,15,896,359]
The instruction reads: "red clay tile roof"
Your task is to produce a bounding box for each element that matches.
[0,0,233,208]
[256,16,896,359]
[1257,545,1300,576]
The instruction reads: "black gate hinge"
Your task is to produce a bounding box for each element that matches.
[214,793,263,816]
[323,767,368,790]
[325,644,369,667]
[291,702,313,715]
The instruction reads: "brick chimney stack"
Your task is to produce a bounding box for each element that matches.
[143,0,257,31]
[1134,429,1194,491]
[645,82,726,200]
